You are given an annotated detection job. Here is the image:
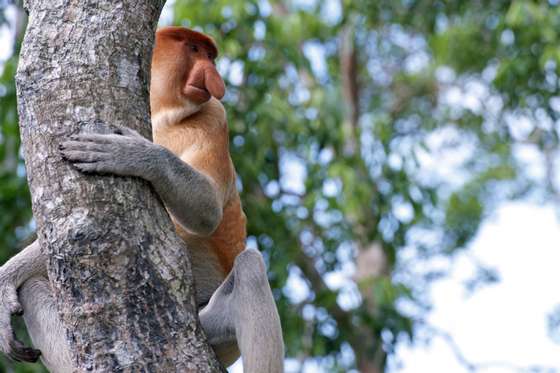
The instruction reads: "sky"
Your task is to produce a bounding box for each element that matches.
[390,202,560,373]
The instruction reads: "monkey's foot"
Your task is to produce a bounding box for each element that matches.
[8,338,41,362]
[0,282,41,362]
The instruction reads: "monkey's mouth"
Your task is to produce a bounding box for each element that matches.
[184,84,211,104]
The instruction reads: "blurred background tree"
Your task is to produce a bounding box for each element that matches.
[1,0,559,372]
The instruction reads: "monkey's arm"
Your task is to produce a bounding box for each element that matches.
[60,127,223,236]
[200,250,285,372]
[0,240,44,361]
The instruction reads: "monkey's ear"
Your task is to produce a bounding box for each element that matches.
[204,67,226,100]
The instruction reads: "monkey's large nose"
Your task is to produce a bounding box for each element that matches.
[204,67,225,100]
[184,62,225,103]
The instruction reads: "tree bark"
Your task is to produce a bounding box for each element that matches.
[15,0,222,371]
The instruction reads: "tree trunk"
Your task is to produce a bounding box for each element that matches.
[15,1,222,371]
[340,24,388,372]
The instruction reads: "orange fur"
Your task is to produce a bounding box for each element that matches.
[151,27,246,275]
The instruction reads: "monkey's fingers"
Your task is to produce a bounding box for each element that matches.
[9,337,41,363]
[71,161,130,177]
[59,140,108,153]
[60,149,111,164]
[70,133,122,144]
[69,161,104,173]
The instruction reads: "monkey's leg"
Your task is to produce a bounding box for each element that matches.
[199,270,240,367]
[200,250,284,372]
[19,276,73,373]
[0,241,45,361]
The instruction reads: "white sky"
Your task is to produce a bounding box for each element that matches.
[391,202,560,372]
[0,7,16,61]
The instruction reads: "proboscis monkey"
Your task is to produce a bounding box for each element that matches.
[0,27,284,373]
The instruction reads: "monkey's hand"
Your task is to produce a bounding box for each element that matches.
[0,280,41,362]
[60,126,167,180]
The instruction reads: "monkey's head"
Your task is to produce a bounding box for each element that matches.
[151,27,226,117]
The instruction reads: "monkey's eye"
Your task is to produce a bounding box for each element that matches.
[190,44,199,53]
[207,52,213,59]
